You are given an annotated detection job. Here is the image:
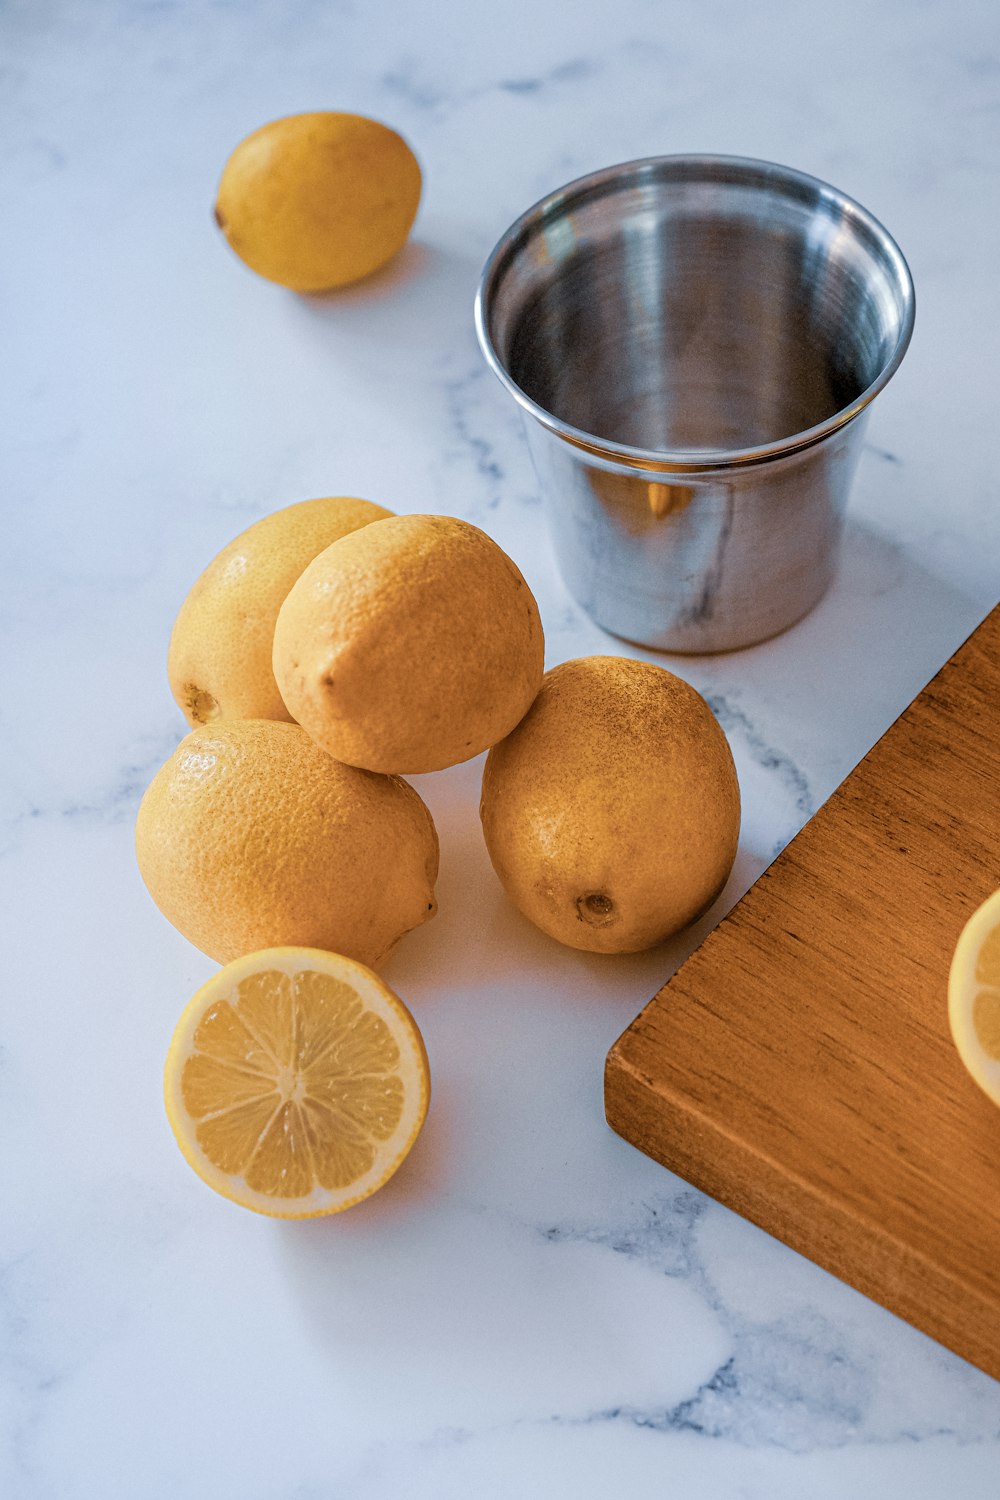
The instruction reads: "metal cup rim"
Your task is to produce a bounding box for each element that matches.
[474,153,916,475]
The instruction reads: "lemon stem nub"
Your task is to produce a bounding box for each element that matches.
[577,892,616,926]
[186,686,220,723]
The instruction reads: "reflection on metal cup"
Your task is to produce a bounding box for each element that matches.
[475,155,915,653]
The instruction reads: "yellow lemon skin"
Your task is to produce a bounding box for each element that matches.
[480,656,741,954]
[215,112,422,291]
[272,514,545,775]
[135,720,438,968]
[168,496,393,727]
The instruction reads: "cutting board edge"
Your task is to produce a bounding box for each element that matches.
[604,1040,1000,1383]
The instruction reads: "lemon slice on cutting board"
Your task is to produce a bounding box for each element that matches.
[948,888,1000,1109]
[164,948,430,1217]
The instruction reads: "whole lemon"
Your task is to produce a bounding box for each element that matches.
[479,656,740,954]
[135,720,438,967]
[167,495,392,727]
[214,112,422,291]
[272,514,545,775]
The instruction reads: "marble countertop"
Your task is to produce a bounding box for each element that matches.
[3,1,999,1495]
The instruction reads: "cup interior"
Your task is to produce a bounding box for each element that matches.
[480,157,914,458]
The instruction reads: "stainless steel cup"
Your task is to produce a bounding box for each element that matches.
[475,155,915,652]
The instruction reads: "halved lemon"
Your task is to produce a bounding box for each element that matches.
[164,948,430,1216]
[948,888,1000,1109]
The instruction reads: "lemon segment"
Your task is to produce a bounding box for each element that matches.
[164,948,430,1217]
[948,888,1000,1108]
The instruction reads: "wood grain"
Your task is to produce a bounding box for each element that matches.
[605,605,1000,1379]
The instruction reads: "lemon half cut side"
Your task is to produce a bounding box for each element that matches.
[164,948,431,1217]
[948,887,1000,1110]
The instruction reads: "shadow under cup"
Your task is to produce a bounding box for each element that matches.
[475,156,915,652]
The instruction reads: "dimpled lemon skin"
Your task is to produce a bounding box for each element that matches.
[480,656,741,954]
[168,496,392,727]
[215,112,422,291]
[135,720,438,968]
[272,514,545,775]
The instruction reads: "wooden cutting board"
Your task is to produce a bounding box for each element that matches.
[605,605,1000,1380]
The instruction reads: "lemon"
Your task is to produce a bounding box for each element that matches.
[135,720,438,967]
[168,496,392,727]
[215,112,422,291]
[272,514,545,774]
[164,948,430,1217]
[948,887,1000,1108]
[480,656,740,953]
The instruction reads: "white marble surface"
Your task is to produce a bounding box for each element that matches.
[3,1,1000,1495]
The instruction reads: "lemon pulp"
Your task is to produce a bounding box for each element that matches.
[164,948,430,1216]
